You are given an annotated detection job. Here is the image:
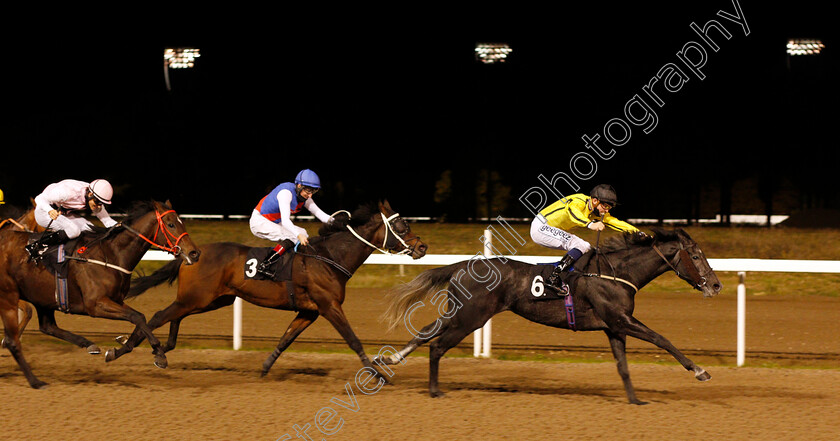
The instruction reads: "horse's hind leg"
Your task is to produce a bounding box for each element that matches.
[605,330,644,405]
[1,302,46,389]
[427,321,477,398]
[114,295,235,359]
[36,307,101,354]
[261,309,319,377]
[374,319,448,366]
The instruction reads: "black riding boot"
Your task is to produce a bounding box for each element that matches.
[25,230,69,260]
[546,253,576,294]
[256,240,294,278]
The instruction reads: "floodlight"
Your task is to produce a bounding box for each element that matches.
[786,39,824,56]
[165,48,201,68]
[163,47,201,91]
[475,43,512,64]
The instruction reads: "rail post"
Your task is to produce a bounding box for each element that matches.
[737,271,746,366]
[233,297,243,350]
[474,229,493,358]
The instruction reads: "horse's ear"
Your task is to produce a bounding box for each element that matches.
[164,199,173,208]
[29,197,36,208]
[380,199,393,212]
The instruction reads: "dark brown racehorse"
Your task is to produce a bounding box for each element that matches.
[378,228,721,404]
[0,200,200,388]
[121,200,427,378]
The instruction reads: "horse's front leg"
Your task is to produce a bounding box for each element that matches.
[87,297,168,368]
[620,314,711,381]
[605,330,645,405]
[319,301,389,384]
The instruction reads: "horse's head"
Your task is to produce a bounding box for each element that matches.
[650,227,721,298]
[124,200,201,265]
[371,200,427,259]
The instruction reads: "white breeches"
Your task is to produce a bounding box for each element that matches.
[529,217,591,253]
[249,210,303,243]
[34,209,92,239]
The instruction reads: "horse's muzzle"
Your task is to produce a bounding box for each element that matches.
[181,248,201,265]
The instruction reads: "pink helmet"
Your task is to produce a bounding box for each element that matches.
[89,179,114,205]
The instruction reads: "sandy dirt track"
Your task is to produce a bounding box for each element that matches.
[3,287,839,440]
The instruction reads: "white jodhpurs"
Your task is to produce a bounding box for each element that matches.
[34,208,92,239]
[249,210,303,243]
[529,217,591,253]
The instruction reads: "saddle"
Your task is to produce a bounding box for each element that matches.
[244,247,299,310]
[244,247,295,282]
[26,234,78,312]
[26,233,79,278]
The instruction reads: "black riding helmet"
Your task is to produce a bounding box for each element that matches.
[590,184,618,207]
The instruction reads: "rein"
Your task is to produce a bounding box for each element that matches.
[345,212,414,255]
[652,243,709,291]
[296,209,417,278]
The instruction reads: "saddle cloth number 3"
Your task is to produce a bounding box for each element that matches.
[245,258,259,278]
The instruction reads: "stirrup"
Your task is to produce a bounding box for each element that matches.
[256,263,276,278]
[25,242,46,261]
[546,281,569,296]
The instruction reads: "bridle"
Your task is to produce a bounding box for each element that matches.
[652,241,711,291]
[121,209,189,256]
[345,211,419,255]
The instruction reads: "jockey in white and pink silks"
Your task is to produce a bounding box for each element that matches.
[27,179,117,258]
[249,169,333,277]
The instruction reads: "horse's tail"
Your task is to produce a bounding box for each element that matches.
[126,258,183,299]
[380,262,464,332]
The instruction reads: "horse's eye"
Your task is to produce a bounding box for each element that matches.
[168,223,175,229]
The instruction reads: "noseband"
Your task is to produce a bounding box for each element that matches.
[652,242,711,291]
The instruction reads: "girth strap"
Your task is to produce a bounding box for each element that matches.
[564,293,576,331]
[55,245,69,313]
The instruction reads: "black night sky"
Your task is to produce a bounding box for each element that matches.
[2,3,837,222]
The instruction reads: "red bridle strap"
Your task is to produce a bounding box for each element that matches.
[131,210,188,255]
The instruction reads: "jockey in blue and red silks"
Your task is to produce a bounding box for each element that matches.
[249,169,332,277]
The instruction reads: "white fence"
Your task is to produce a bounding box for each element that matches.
[141,245,840,366]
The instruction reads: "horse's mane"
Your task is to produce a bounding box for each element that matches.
[80,200,160,242]
[314,202,381,239]
[598,227,685,254]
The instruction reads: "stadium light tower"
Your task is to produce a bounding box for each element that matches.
[474,43,512,64]
[786,39,824,70]
[163,47,201,91]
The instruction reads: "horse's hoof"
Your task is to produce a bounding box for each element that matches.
[430,390,445,398]
[695,368,711,381]
[104,348,117,362]
[154,355,168,369]
[115,335,129,346]
[86,344,101,355]
[629,399,649,405]
[30,379,49,389]
[0,337,6,348]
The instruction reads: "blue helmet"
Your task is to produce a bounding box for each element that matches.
[295,169,321,188]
